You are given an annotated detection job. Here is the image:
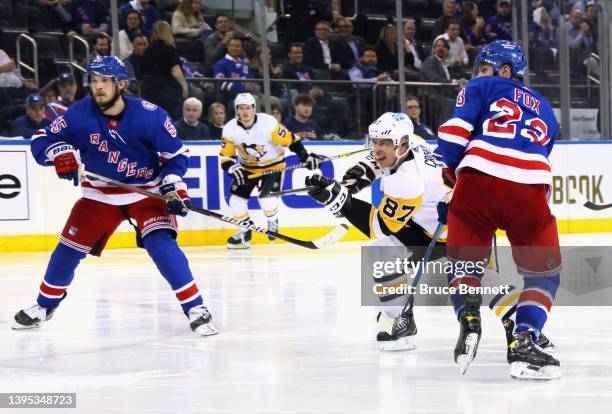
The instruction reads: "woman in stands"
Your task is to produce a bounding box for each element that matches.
[114,10,145,59]
[172,0,212,39]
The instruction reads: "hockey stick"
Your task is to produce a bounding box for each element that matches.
[377,222,445,335]
[263,181,349,198]
[247,148,370,179]
[81,170,348,249]
[572,189,612,211]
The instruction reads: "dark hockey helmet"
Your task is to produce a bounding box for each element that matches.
[472,40,527,79]
[85,55,129,86]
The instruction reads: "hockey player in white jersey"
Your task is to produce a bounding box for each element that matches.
[220,93,323,248]
[305,112,451,350]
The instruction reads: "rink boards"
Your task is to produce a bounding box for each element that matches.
[1,140,611,252]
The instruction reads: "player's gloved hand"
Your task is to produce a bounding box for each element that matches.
[228,163,247,186]
[49,144,80,186]
[436,201,449,225]
[342,155,379,194]
[305,174,350,217]
[304,153,325,170]
[160,175,190,216]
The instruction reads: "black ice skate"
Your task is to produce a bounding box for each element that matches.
[503,318,557,361]
[12,304,58,330]
[454,294,482,374]
[376,310,417,351]
[508,330,561,380]
[187,305,218,336]
[267,218,279,242]
[227,226,252,249]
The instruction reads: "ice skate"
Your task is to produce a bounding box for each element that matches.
[12,304,57,330]
[454,295,482,374]
[267,218,279,242]
[376,310,417,351]
[187,305,218,336]
[227,227,252,249]
[503,318,557,360]
[508,330,561,380]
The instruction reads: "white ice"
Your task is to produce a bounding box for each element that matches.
[1,234,612,414]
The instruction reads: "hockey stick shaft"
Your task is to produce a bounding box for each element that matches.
[247,148,370,179]
[82,170,347,249]
[265,181,349,197]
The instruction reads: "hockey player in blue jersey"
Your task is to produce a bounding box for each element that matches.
[437,41,561,379]
[12,56,217,337]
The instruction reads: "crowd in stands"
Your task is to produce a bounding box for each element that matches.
[0,0,602,140]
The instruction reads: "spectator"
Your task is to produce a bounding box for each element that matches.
[404,95,436,141]
[485,0,513,43]
[174,97,210,140]
[67,0,110,39]
[348,47,390,83]
[585,3,598,42]
[421,38,467,87]
[43,0,75,32]
[303,20,348,74]
[251,46,284,97]
[566,9,595,78]
[284,94,323,140]
[9,94,50,139]
[113,10,144,59]
[0,50,22,88]
[172,0,213,39]
[375,24,416,74]
[56,72,78,107]
[403,19,427,71]
[433,0,459,37]
[530,6,557,49]
[141,21,189,119]
[125,34,149,82]
[204,15,233,67]
[119,0,159,36]
[205,102,226,140]
[434,19,469,69]
[91,33,111,59]
[282,43,317,95]
[270,101,283,123]
[461,2,486,50]
[213,37,257,100]
[336,17,365,68]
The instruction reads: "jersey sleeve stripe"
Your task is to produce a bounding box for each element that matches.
[160,145,190,160]
[464,147,551,171]
[438,131,470,147]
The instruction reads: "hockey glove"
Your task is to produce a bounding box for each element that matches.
[304,153,325,170]
[228,163,247,186]
[160,175,191,216]
[305,174,351,217]
[342,154,381,194]
[436,201,449,225]
[49,144,80,186]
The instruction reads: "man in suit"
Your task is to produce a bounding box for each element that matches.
[337,17,365,69]
[403,19,427,71]
[303,20,347,77]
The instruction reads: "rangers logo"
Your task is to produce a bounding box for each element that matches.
[142,101,158,111]
[456,88,466,107]
[164,117,177,137]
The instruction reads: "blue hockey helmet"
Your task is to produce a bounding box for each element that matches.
[472,40,527,79]
[85,55,129,85]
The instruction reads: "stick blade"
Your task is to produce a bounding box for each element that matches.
[312,224,349,248]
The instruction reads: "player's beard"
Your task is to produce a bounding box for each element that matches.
[93,85,122,112]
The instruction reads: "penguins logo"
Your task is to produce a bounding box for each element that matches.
[240,143,266,162]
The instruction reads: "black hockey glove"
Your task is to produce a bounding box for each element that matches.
[304,153,325,170]
[228,163,247,186]
[306,174,351,217]
[342,154,381,194]
[436,201,449,225]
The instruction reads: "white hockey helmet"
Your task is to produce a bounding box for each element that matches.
[367,112,414,149]
[234,92,256,110]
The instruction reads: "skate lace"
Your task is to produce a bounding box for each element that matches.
[393,316,409,334]
[187,305,210,323]
[23,304,46,321]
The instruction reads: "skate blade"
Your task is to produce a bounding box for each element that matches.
[227,243,250,250]
[377,336,417,352]
[457,333,479,374]
[11,321,42,330]
[194,322,218,337]
[510,361,561,380]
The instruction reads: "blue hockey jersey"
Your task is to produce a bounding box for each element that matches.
[31,95,189,205]
[437,76,558,186]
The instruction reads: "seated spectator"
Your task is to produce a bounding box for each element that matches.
[119,0,158,37]
[56,72,78,108]
[10,94,50,139]
[336,17,365,69]
[90,33,111,60]
[205,102,226,140]
[172,0,212,39]
[113,10,145,59]
[42,0,75,33]
[282,43,316,95]
[404,95,436,141]
[175,97,210,140]
[434,19,469,69]
[141,21,189,119]
[485,0,513,43]
[421,38,467,87]
[283,94,323,140]
[270,101,283,123]
[434,0,459,38]
[213,37,257,100]
[566,9,595,78]
[304,20,349,76]
[0,50,23,88]
[461,2,486,50]
[403,19,426,71]
[67,0,110,39]
[204,15,233,67]
[585,3,598,42]
[530,6,557,49]
[251,46,284,97]
[376,24,416,74]
[348,47,390,83]
[125,34,149,82]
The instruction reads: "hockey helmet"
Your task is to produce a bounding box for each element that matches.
[234,93,256,110]
[367,112,414,149]
[473,40,527,79]
[85,55,129,85]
